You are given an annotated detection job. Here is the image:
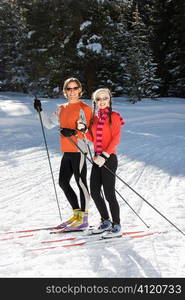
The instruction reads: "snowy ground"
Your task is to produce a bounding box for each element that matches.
[0,92,185,278]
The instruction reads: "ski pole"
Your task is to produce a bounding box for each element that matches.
[67,136,185,237]
[83,132,108,204]
[67,136,150,228]
[115,189,149,228]
[81,133,150,228]
[79,109,94,162]
[35,97,62,222]
[103,165,185,237]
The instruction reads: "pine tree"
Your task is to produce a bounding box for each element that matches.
[22,0,65,96]
[76,0,130,97]
[166,0,185,97]
[0,0,26,92]
[112,0,132,96]
[124,5,160,102]
[76,0,118,96]
[2,0,182,98]
[146,0,174,97]
[23,0,94,96]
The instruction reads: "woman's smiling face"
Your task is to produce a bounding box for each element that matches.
[95,92,110,109]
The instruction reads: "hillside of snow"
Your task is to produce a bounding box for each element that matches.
[0,92,185,278]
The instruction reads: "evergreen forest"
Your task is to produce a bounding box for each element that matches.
[0,0,184,101]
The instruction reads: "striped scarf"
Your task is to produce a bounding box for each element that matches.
[95,107,110,155]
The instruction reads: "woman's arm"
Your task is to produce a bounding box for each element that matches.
[104,113,125,154]
[40,107,60,129]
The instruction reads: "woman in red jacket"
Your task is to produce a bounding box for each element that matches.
[84,88,125,237]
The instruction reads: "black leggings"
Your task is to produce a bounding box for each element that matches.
[59,152,90,211]
[90,154,120,225]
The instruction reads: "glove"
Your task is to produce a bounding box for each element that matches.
[77,120,87,133]
[60,128,77,137]
[93,152,110,167]
[34,99,42,112]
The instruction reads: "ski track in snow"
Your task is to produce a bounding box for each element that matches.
[0,92,185,278]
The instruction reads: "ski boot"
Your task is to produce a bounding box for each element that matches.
[91,219,112,234]
[103,224,122,238]
[56,209,80,229]
[64,211,88,231]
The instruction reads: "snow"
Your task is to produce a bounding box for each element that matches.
[86,42,102,53]
[27,31,35,39]
[77,38,102,56]
[0,92,185,278]
[80,21,92,31]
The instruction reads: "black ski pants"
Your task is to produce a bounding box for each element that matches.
[90,154,120,225]
[59,152,90,211]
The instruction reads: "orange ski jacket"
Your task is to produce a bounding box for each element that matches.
[58,101,92,152]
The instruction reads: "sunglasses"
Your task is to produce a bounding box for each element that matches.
[66,86,79,91]
[96,97,110,101]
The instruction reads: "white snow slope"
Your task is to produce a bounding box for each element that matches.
[0,92,185,278]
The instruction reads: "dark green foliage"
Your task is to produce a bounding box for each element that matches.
[0,0,27,91]
[124,6,160,102]
[0,0,184,99]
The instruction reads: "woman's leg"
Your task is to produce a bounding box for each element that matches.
[70,152,90,212]
[102,155,120,225]
[58,153,80,209]
[90,163,110,221]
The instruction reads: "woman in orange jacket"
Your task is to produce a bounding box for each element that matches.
[78,88,125,237]
[34,78,92,231]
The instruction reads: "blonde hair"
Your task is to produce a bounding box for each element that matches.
[91,88,112,102]
[63,77,83,98]
[89,88,112,132]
